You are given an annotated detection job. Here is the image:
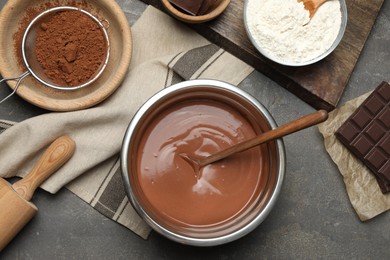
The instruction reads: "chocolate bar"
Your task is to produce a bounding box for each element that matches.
[335,81,390,193]
[198,0,219,15]
[169,0,205,16]
[169,0,217,16]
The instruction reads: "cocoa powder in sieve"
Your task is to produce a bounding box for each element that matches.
[34,10,107,87]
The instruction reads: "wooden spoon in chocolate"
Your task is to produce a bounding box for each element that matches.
[181,110,328,171]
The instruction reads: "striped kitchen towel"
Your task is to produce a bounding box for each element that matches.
[0,6,253,239]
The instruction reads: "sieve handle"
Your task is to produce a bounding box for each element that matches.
[0,71,30,104]
[100,18,110,30]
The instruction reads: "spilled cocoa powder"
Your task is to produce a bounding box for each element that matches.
[34,10,107,87]
[12,2,107,87]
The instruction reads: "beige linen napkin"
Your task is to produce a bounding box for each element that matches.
[0,6,253,239]
[318,86,390,221]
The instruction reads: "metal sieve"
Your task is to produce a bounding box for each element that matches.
[0,6,110,104]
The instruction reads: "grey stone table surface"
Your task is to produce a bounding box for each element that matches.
[0,0,389,259]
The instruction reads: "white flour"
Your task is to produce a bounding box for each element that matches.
[246,0,342,64]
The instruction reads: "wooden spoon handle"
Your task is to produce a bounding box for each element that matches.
[12,136,76,201]
[199,110,328,167]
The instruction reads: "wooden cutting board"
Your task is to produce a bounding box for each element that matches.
[141,0,384,111]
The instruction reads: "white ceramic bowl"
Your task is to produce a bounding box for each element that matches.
[243,0,348,66]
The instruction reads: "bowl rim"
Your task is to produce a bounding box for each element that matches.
[243,0,348,66]
[161,0,231,24]
[120,79,286,246]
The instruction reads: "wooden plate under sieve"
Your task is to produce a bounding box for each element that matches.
[0,0,132,111]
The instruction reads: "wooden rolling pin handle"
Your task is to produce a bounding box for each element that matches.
[12,136,76,201]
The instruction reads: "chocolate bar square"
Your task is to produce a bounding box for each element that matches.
[169,0,217,16]
[335,81,390,193]
[198,0,219,15]
[169,0,205,16]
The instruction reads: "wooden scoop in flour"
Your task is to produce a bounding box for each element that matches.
[0,135,75,251]
[298,0,328,18]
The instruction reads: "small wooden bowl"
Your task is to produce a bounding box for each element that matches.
[161,0,230,24]
[0,0,132,111]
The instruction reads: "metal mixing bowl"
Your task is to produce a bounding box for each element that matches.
[121,79,285,246]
